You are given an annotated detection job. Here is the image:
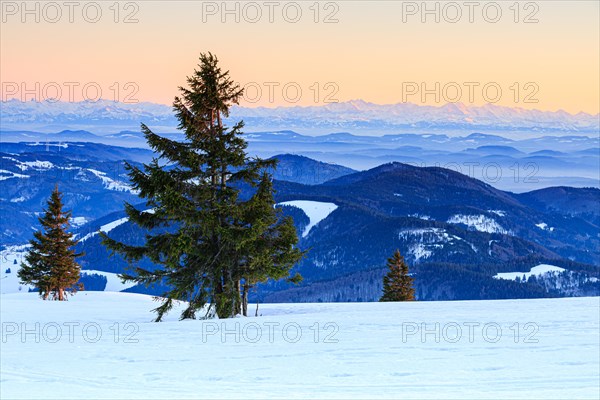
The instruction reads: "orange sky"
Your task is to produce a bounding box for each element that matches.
[1,1,598,113]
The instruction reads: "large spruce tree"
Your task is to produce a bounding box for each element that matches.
[380,249,415,302]
[18,186,83,301]
[238,173,303,316]
[102,53,303,320]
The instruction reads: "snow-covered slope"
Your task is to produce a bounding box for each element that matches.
[494,264,566,281]
[278,200,338,237]
[0,244,34,294]
[80,270,136,292]
[78,217,129,242]
[398,228,478,262]
[1,292,598,399]
[447,214,509,234]
[0,245,133,294]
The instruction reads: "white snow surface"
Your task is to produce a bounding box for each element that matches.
[535,222,555,232]
[398,228,477,261]
[0,245,34,294]
[79,217,129,242]
[488,210,506,217]
[69,216,88,227]
[278,200,338,237]
[0,169,30,181]
[494,264,567,281]
[408,243,433,262]
[0,245,134,294]
[447,214,509,234]
[80,270,137,292]
[408,213,432,220]
[18,160,55,170]
[86,168,137,193]
[1,292,598,399]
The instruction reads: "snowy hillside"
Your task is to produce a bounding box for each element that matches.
[278,200,338,237]
[0,245,132,294]
[1,292,598,399]
[494,264,566,281]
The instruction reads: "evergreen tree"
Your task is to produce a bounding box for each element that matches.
[380,249,415,301]
[101,52,303,321]
[18,186,83,300]
[238,173,304,316]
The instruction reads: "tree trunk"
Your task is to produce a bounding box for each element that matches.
[242,283,249,317]
[255,299,260,317]
[58,287,64,301]
[215,276,224,318]
[234,279,241,316]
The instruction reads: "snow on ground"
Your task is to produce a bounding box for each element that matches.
[278,200,338,237]
[1,245,132,294]
[494,264,566,281]
[17,160,55,170]
[0,245,34,294]
[79,209,154,242]
[1,293,598,399]
[86,168,137,193]
[1,157,55,171]
[447,214,509,235]
[535,223,555,232]
[488,210,506,217]
[408,243,434,262]
[69,216,89,228]
[399,228,477,261]
[80,270,137,292]
[0,169,30,181]
[79,217,129,242]
[408,213,432,220]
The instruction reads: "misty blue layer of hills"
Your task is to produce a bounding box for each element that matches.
[1,141,598,302]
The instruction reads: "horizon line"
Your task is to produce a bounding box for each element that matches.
[2,98,598,118]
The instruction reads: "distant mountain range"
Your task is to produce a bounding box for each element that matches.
[233,100,600,135]
[0,144,354,245]
[73,161,599,301]
[2,129,597,191]
[2,99,598,135]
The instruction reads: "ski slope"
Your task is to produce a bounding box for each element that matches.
[494,264,566,281]
[278,200,338,237]
[1,292,598,399]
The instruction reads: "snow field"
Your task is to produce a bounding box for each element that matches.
[1,292,598,399]
[278,200,338,237]
[0,246,132,294]
[494,264,566,281]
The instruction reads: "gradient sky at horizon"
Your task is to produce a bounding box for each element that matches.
[1,1,599,113]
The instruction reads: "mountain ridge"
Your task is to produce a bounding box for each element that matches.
[2,99,598,135]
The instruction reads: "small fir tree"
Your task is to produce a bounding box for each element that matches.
[18,186,83,300]
[380,249,415,301]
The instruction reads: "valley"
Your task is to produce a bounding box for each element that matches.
[1,140,598,303]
